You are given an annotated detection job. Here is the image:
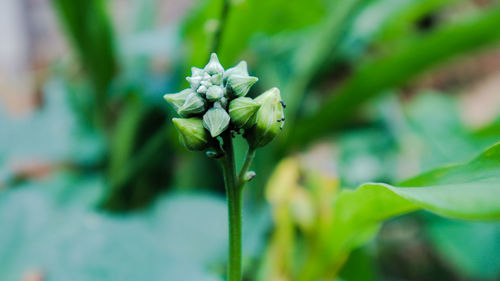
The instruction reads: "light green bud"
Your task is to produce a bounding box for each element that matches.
[200,80,212,88]
[191,67,204,77]
[163,88,194,111]
[206,86,225,101]
[227,75,258,97]
[172,117,210,151]
[247,87,284,148]
[228,97,261,128]
[186,76,202,90]
[224,61,248,82]
[178,92,206,116]
[210,73,223,85]
[203,105,230,137]
[197,85,208,95]
[204,53,224,75]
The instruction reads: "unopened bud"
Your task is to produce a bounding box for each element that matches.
[197,85,208,95]
[228,97,260,128]
[191,67,204,77]
[206,86,225,101]
[223,61,248,81]
[186,76,202,90]
[247,88,284,147]
[227,75,258,97]
[172,117,210,151]
[163,88,194,111]
[204,53,224,75]
[203,105,230,137]
[210,73,223,85]
[178,92,206,116]
[244,171,256,182]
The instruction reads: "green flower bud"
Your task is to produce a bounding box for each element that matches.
[206,86,225,101]
[186,76,202,90]
[172,117,210,151]
[227,75,258,97]
[203,105,230,137]
[204,53,224,75]
[247,87,284,148]
[210,73,223,85]
[197,85,208,95]
[200,80,212,88]
[229,97,261,128]
[163,88,194,111]
[223,61,248,82]
[191,67,204,77]
[178,92,206,116]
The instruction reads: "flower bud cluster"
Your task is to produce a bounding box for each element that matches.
[164,53,284,152]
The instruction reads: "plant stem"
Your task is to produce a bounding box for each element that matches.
[238,146,256,187]
[211,0,230,54]
[220,132,242,281]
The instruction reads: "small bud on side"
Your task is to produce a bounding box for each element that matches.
[204,53,224,75]
[223,61,248,81]
[163,88,194,111]
[244,171,256,182]
[247,87,284,148]
[178,92,206,116]
[206,86,225,101]
[229,97,261,128]
[172,118,210,151]
[203,106,231,137]
[227,75,258,97]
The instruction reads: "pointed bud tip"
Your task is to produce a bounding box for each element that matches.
[227,75,259,97]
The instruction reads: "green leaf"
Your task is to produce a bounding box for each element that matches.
[314,142,500,279]
[291,6,500,146]
[427,219,500,280]
[51,0,117,99]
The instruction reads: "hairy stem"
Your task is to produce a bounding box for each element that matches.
[220,132,242,281]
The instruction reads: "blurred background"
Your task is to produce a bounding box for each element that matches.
[1,0,500,280]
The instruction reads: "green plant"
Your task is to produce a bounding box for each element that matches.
[163,53,285,281]
[258,142,500,281]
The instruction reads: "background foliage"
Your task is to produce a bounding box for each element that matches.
[1,0,500,280]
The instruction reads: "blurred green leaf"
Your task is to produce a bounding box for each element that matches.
[182,0,327,68]
[291,6,500,147]
[52,0,117,94]
[52,0,117,127]
[309,141,500,280]
[427,219,500,280]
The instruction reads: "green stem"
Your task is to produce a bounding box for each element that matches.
[219,132,242,281]
[211,0,230,54]
[238,146,256,187]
